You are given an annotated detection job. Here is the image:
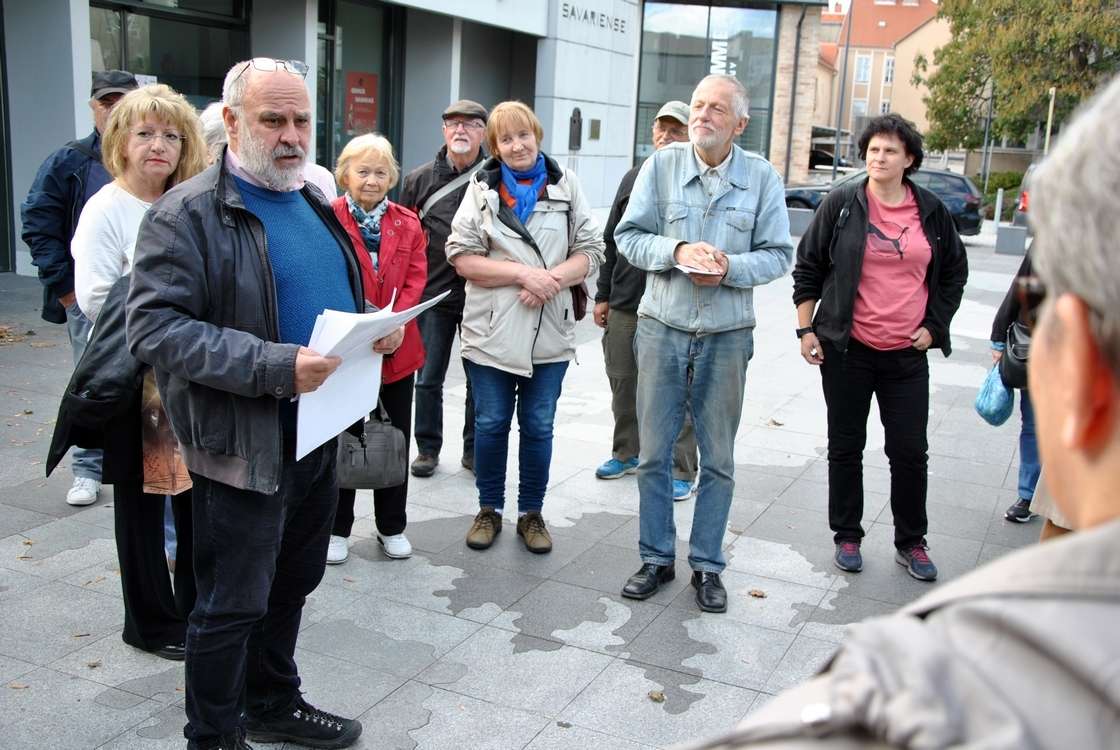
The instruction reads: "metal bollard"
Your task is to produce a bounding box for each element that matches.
[993,188,1004,226]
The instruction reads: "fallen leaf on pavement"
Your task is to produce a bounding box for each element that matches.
[29,342,55,349]
[767,418,785,427]
[343,577,356,583]
[556,721,572,729]
[749,589,767,598]
[648,690,666,703]
[8,682,29,690]
[86,660,101,669]
[72,633,91,638]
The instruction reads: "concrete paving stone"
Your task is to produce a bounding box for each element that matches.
[98,703,188,748]
[627,606,794,691]
[762,635,838,694]
[0,517,116,581]
[0,666,163,750]
[731,449,813,479]
[746,503,832,549]
[0,653,37,684]
[298,596,482,679]
[525,722,658,750]
[755,397,830,438]
[51,631,185,703]
[977,541,1019,566]
[539,500,635,540]
[668,570,829,635]
[926,454,1013,489]
[301,580,363,629]
[797,590,899,644]
[290,646,406,720]
[558,659,759,747]
[922,479,1001,516]
[0,501,55,539]
[724,535,837,591]
[984,496,1048,549]
[735,426,827,461]
[358,680,551,750]
[599,502,737,557]
[60,558,125,600]
[729,470,795,505]
[552,541,691,603]
[876,499,993,543]
[65,501,119,531]
[489,579,663,656]
[396,513,481,556]
[928,430,1016,467]
[0,580,123,665]
[549,469,642,512]
[416,547,546,623]
[434,519,601,580]
[323,543,483,613]
[599,516,685,559]
[826,525,982,606]
[774,477,889,522]
[0,471,103,516]
[416,626,612,716]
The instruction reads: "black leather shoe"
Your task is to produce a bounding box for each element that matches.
[621,562,675,600]
[692,571,727,613]
[151,642,186,661]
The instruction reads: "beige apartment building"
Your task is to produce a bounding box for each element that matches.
[892,16,951,133]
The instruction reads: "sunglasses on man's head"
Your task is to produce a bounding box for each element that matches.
[1016,276,1047,331]
[233,58,309,84]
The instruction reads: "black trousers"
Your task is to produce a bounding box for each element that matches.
[184,442,337,743]
[820,339,929,550]
[334,373,413,538]
[112,481,194,651]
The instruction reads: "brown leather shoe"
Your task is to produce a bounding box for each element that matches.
[516,511,552,554]
[466,507,502,550]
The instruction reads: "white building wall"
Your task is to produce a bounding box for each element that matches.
[535,0,641,211]
[250,0,319,158]
[388,0,548,36]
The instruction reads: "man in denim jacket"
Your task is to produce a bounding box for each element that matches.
[615,74,793,613]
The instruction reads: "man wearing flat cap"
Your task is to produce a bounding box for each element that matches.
[400,99,489,478]
[21,69,138,508]
[593,101,698,501]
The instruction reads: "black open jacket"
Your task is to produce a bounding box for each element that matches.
[792,176,969,356]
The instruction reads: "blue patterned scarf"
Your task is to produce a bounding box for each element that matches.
[346,194,389,269]
[500,154,548,226]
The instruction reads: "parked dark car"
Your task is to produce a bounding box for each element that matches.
[809,149,851,169]
[785,167,984,236]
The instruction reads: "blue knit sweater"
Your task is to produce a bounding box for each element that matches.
[234,176,356,346]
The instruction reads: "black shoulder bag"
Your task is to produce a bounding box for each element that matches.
[999,320,1031,389]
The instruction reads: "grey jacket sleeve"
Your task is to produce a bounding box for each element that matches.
[126,204,300,399]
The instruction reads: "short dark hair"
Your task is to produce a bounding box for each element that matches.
[857,113,923,176]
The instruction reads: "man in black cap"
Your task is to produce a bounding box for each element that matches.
[399,99,488,478]
[594,101,697,499]
[21,69,138,507]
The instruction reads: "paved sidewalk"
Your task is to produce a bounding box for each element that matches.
[0,231,1040,750]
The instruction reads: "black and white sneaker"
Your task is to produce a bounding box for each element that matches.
[245,697,362,749]
[1004,498,1037,523]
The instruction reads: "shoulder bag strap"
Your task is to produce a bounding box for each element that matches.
[418,161,485,221]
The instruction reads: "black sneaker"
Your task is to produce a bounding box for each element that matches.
[245,697,362,749]
[1004,498,1037,523]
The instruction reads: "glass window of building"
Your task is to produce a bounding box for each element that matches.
[90,3,249,109]
[855,54,871,84]
[635,2,778,162]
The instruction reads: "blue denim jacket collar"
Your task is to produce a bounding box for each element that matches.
[681,144,753,194]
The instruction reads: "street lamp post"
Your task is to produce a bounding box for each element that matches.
[831,0,855,181]
[1043,86,1057,155]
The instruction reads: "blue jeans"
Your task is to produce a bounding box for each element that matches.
[65,302,103,480]
[465,360,568,513]
[414,305,474,459]
[634,319,753,573]
[184,442,337,743]
[1018,390,1041,500]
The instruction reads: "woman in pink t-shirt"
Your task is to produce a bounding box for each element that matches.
[791,114,969,583]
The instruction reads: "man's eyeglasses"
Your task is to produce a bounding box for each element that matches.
[1016,276,1046,331]
[443,119,485,132]
[233,58,309,84]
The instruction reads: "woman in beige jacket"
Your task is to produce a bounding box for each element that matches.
[445,101,604,555]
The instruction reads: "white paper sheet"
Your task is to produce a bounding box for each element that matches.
[294,291,450,460]
[674,263,723,276]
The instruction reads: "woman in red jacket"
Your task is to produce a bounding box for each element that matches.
[328,133,428,564]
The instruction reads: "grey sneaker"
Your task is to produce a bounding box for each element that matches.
[895,544,938,581]
[1004,498,1037,523]
[410,454,438,478]
[834,541,863,572]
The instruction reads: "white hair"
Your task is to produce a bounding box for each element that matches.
[199,101,227,161]
[1031,73,1120,375]
[696,74,750,120]
[222,60,253,109]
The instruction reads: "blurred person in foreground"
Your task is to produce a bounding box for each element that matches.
[127,58,364,750]
[682,73,1120,750]
[446,100,604,554]
[593,100,698,501]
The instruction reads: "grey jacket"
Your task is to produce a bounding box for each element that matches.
[614,142,793,333]
[126,153,363,494]
[681,517,1120,749]
[445,155,604,377]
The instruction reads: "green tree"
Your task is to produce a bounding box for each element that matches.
[913,0,1120,150]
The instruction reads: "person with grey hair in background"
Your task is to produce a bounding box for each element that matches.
[127,58,365,750]
[681,73,1120,750]
[198,100,336,198]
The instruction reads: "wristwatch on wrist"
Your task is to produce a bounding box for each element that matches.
[796,326,815,339]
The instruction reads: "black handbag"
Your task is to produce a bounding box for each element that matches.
[336,400,407,490]
[999,320,1031,389]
